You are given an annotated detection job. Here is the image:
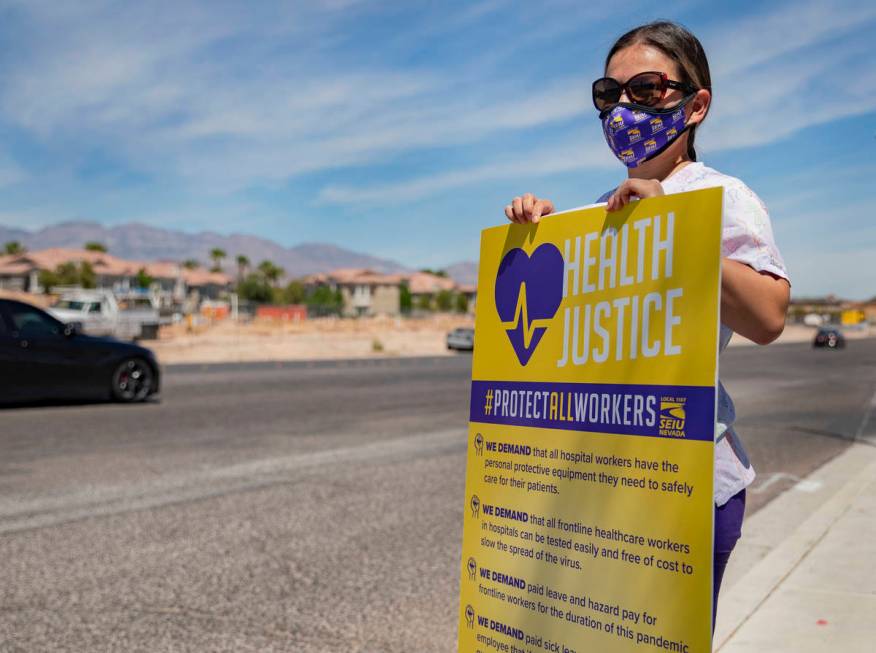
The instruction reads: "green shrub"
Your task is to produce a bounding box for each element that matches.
[237,273,273,303]
[435,289,454,312]
[399,281,412,314]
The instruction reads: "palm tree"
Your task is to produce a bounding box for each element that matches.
[209,248,227,273]
[257,260,284,285]
[3,241,25,255]
[84,241,107,253]
[182,259,200,270]
[236,254,250,282]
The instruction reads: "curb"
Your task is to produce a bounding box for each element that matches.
[714,442,876,650]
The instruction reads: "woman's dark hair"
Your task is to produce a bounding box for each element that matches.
[606,21,711,161]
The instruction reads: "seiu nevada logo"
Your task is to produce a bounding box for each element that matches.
[611,114,625,130]
[644,138,658,153]
[620,148,635,162]
[659,397,686,437]
[649,117,664,132]
[666,127,678,139]
[627,127,642,143]
[631,110,649,122]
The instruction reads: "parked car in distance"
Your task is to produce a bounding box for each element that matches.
[447,326,474,351]
[813,327,845,349]
[48,288,160,341]
[0,299,160,404]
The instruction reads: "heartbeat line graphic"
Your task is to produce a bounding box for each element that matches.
[500,282,553,348]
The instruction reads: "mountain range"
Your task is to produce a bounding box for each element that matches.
[0,221,477,285]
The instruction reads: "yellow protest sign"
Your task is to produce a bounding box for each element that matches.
[458,188,722,653]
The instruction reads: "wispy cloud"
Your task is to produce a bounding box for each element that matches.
[700,0,876,152]
[0,1,596,193]
[704,0,876,76]
[0,152,26,188]
[317,140,614,205]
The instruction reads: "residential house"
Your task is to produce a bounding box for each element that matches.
[0,248,233,302]
[304,268,403,317]
[403,271,457,309]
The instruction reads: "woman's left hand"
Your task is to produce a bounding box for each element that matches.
[606,178,664,212]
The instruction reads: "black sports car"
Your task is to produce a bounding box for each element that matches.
[0,298,160,404]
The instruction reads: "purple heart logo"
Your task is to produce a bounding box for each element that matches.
[494,244,564,366]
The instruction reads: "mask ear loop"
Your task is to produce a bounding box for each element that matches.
[686,122,698,161]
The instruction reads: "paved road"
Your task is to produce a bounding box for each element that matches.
[1,342,874,651]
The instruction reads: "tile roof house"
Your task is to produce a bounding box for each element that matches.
[304,267,478,316]
[304,268,404,317]
[401,270,477,313]
[403,271,457,298]
[0,248,233,299]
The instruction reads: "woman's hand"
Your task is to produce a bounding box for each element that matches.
[505,193,555,224]
[606,178,664,212]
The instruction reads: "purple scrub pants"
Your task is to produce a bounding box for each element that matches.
[713,489,746,629]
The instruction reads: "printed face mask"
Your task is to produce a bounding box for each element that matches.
[600,97,692,168]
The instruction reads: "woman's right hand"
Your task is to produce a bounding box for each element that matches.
[504,193,555,224]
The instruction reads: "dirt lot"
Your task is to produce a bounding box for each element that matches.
[148,315,872,365]
[149,314,476,364]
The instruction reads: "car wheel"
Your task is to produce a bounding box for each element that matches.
[111,357,154,402]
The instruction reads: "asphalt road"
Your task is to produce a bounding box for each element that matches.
[1,341,875,652]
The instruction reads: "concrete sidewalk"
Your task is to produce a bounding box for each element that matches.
[714,438,876,651]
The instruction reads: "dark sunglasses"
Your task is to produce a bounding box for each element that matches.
[592,71,697,112]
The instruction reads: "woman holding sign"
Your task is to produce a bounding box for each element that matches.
[505,21,791,625]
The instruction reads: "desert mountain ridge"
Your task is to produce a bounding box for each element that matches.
[0,220,478,285]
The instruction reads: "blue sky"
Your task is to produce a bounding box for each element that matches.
[0,0,874,297]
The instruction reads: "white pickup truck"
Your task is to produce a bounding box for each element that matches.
[48,289,161,341]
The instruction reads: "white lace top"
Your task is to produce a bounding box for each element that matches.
[598,162,790,505]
